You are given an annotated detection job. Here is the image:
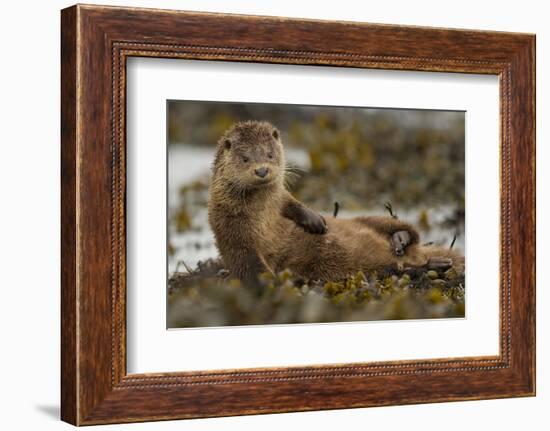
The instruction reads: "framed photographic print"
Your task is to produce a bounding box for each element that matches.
[61,4,535,425]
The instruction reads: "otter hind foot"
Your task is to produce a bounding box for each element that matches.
[391,230,412,256]
[426,257,453,270]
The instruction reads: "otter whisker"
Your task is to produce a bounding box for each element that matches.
[283,169,300,176]
[283,171,301,188]
[284,165,306,174]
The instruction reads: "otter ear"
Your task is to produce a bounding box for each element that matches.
[272,129,279,140]
[223,138,232,150]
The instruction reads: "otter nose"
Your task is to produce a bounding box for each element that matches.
[254,167,269,178]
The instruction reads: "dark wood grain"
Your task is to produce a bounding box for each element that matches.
[60,5,77,425]
[60,4,535,425]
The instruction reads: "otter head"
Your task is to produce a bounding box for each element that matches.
[214,120,285,189]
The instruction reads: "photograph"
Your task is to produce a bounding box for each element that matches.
[167,101,466,328]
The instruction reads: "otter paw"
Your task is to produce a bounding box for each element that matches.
[299,211,327,234]
[391,230,412,256]
[426,257,453,270]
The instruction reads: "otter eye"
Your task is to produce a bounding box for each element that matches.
[272,130,279,140]
[242,156,249,163]
[224,139,231,150]
[267,152,274,159]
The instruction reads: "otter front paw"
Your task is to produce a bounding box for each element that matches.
[299,210,327,234]
[390,230,412,256]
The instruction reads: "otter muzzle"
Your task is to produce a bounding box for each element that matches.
[254,167,269,178]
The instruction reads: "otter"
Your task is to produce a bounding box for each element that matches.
[208,120,463,284]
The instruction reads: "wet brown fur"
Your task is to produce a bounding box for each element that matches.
[208,121,464,282]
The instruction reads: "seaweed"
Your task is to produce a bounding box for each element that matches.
[167,261,465,328]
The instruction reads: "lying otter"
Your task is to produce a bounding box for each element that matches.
[208,120,463,284]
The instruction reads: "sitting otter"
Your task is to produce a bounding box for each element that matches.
[208,120,463,284]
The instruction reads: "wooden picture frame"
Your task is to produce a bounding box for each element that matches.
[61,4,535,425]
